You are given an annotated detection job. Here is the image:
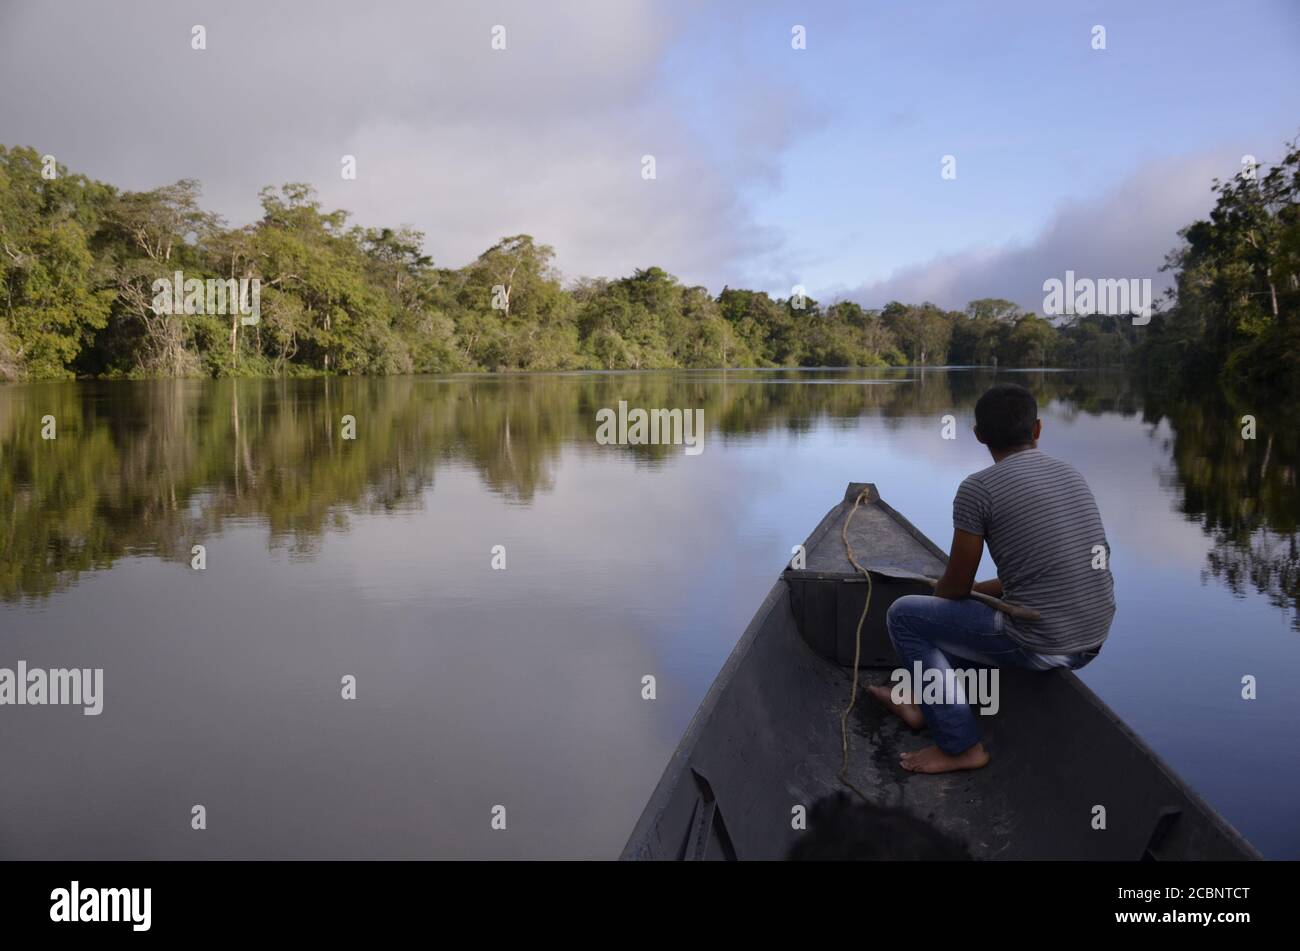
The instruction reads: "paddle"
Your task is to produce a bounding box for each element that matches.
[862,566,1043,623]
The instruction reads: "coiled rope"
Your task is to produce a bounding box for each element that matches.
[837,486,875,801]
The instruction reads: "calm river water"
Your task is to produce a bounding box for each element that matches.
[1,369,1296,858]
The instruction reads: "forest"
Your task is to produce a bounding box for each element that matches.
[0,139,1296,389]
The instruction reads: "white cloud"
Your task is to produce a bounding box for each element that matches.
[0,0,790,286]
[840,150,1234,312]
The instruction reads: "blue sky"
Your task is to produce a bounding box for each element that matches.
[1,0,1297,311]
[661,1,1300,301]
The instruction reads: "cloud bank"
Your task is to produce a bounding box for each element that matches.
[841,151,1234,313]
[0,0,798,287]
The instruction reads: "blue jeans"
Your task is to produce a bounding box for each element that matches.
[884,594,1095,755]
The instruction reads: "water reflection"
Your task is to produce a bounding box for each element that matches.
[1142,389,1300,631]
[3,368,1298,859]
[2,370,1295,631]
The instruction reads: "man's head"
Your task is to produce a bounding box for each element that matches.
[973,383,1041,454]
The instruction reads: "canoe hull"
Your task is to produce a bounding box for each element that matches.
[622,484,1258,861]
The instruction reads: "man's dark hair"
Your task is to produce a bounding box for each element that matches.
[785,792,973,861]
[974,383,1038,451]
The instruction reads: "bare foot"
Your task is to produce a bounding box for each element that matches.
[900,743,990,774]
[867,684,925,730]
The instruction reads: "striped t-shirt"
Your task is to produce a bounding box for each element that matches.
[953,449,1115,654]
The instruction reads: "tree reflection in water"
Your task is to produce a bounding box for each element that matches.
[1,370,1296,630]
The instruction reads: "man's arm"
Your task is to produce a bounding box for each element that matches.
[972,578,1003,597]
[933,529,984,600]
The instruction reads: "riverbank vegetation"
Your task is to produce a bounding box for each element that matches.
[1,139,1295,387]
[1134,139,1300,392]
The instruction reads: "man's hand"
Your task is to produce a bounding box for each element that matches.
[933,529,984,600]
[972,578,1003,598]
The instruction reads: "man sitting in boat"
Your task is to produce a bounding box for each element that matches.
[869,382,1115,774]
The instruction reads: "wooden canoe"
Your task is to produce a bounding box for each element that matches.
[621,483,1259,860]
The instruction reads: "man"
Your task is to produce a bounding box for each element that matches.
[869,383,1115,774]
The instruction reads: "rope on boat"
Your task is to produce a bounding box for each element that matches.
[837,486,875,802]
[835,485,1042,799]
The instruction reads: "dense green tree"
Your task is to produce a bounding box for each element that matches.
[0,147,116,377]
[1,139,1296,388]
[949,299,1023,365]
[1136,138,1299,391]
[880,302,954,365]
